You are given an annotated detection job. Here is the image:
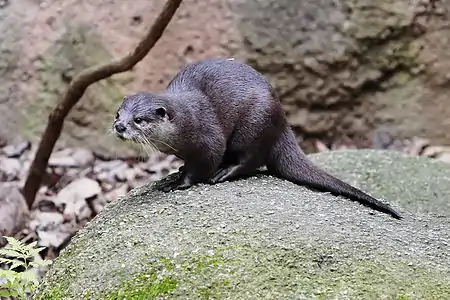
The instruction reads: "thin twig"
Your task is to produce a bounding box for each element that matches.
[22,0,183,207]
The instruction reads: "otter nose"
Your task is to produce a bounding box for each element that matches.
[115,123,126,133]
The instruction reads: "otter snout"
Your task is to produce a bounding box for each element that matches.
[114,123,126,134]
[113,122,129,141]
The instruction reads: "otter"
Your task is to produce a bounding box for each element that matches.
[113,58,401,219]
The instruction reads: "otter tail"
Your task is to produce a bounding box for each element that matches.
[267,128,402,219]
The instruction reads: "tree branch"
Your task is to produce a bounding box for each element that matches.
[22,0,183,207]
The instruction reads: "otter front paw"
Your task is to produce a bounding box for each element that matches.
[157,175,194,192]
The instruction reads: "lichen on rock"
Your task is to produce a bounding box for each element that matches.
[34,149,450,299]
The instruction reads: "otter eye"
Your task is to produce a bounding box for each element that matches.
[134,117,143,124]
[155,107,166,118]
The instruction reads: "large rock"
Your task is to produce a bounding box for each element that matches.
[35,150,450,299]
[235,0,450,149]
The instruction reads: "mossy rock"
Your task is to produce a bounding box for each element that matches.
[35,150,450,299]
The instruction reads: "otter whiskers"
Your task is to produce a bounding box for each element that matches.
[137,134,158,157]
[148,137,178,153]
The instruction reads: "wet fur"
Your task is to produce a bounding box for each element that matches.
[114,58,401,219]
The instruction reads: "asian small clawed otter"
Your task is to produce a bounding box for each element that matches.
[113,58,401,219]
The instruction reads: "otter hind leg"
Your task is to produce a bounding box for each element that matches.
[210,152,264,183]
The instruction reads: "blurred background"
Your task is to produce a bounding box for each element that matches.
[1,0,449,158]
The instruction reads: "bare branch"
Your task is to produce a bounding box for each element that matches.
[22,0,183,207]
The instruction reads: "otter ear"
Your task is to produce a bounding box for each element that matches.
[155,107,167,118]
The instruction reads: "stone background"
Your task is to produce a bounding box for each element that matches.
[0,0,449,157]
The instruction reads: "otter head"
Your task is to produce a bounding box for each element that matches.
[113,92,176,153]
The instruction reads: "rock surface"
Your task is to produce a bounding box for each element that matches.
[0,157,21,181]
[53,178,101,221]
[236,0,450,150]
[35,150,450,299]
[0,183,29,237]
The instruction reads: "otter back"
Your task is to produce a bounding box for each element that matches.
[114,58,401,219]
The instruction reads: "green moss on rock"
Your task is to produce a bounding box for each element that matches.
[105,272,178,300]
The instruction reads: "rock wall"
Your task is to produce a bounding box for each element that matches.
[235,0,450,149]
